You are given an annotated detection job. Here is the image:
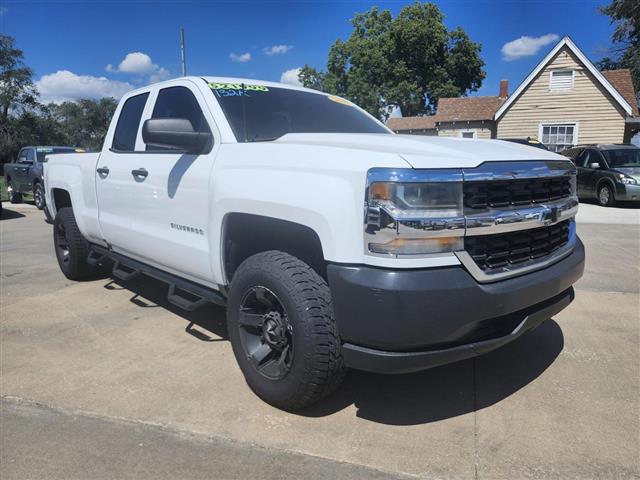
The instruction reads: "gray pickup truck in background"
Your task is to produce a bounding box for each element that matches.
[4,146,80,210]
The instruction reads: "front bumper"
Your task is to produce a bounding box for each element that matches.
[615,183,640,201]
[327,237,585,374]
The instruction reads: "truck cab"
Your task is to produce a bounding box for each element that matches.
[44,77,585,410]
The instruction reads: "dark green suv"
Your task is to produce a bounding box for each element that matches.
[561,144,640,207]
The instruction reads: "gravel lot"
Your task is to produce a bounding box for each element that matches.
[1,202,638,479]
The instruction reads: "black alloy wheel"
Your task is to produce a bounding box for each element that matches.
[55,220,71,266]
[238,286,293,380]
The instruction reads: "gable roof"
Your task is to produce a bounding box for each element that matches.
[387,96,505,131]
[434,96,506,122]
[602,69,639,116]
[494,36,634,120]
[387,116,437,131]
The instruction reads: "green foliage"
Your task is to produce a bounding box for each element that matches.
[599,0,640,98]
[48,98,118,151]
[0,34,118,163]
[299,2,485,119]
[0,34,39,122]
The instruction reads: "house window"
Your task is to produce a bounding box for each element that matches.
[540,123,577,152]
[549,70,574,91]
[460,130,476,139]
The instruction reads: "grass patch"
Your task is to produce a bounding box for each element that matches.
[0,176,7,202]
[0,176,33,202]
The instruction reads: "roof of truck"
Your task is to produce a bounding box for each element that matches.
[133,76,323,95]
[201,76,322,93]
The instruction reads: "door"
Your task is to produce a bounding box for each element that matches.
[13,148,35,192]
[575,149,593,197]
[577,149,603,198]
[585,150,607,196]
[96,83,218,283]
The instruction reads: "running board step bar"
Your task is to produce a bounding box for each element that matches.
[167,284,210,311]
[86,250,108,266]
[88,245,226,309]
[112,261,141,281]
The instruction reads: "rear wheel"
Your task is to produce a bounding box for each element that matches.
[7,182,22,204]
[53,207,98,280]
[33,183,45,210]
[227,251,345,411]
[597,183,615,207]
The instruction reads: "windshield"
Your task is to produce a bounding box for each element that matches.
[603,149,640,168]
[36,147,79,162]
[209,83,389,142]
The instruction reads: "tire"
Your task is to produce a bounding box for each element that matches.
[53,207,98,280]
[33,182,45,210]
[7,182,22,204]
[227,251,346,411]
[597,183,615,207]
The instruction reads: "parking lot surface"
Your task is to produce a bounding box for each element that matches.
[1,202,639,479]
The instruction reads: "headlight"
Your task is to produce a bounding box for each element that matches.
[617,173,637,185]
[365,168,464,257]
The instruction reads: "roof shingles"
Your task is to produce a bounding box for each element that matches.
[602,69,639,116]
[387,96,505,131]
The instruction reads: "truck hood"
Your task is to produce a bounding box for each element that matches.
[274,133,568,169]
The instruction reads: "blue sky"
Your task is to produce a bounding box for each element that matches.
[0,0,618,105]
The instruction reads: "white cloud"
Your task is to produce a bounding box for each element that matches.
[263,45,293,56]
[280,68,302,86]
[107,52,155,73]
[501,34,560,61]
[149,67,171,83]
[230,52,252,63]
[35,70,133,103]
[106,52,171,83]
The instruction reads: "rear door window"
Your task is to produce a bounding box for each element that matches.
[112,92,150,152]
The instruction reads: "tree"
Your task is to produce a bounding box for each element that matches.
[299,2,485,119]
[0,34,118,165]
[0,34,41,163]
[600,0,640,98]
[49,98,118,151]
[0,34,39,122]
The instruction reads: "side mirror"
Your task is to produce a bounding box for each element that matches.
[142,118,212,154]
[18,156,28,163]
[589,162,601,169]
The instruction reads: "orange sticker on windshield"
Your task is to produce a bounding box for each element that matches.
[327,95,352,106]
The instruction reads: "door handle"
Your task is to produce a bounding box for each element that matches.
[131,168,148,179]
[97,166,110,176]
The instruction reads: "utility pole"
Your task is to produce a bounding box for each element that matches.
[180,26,187,76]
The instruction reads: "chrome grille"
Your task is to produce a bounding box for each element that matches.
[464,220,571,271]
[464,177,573,209]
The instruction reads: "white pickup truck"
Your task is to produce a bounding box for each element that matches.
[45,77,585,410]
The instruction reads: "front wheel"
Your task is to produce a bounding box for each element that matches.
[227,251,345,411]
[7,182,22,204]
[597,184,615,207]
[33,183,45,210]
[53,207,98,280]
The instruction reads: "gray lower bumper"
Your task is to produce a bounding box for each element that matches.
[327,238,585,374]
